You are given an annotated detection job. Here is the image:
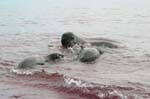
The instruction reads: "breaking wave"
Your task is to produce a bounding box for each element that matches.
[11,69,150,99]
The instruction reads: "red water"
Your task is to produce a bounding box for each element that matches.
[1,0,150,98]
[0,35,150,99]
[0,64,149,99]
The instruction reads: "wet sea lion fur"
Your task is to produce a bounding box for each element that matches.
[17,56,45,69]
[45,53,64,62]
[79,47,102,62]
[61,32,86,48]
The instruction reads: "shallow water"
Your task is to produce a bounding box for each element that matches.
[1,0,150,99]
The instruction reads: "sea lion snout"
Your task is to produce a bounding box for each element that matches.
[45,53,64,62]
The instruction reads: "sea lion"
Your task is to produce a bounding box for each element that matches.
[85,38,120,48]
[61,32,120,48]
[61,32,86,48]
[45,53,64,62]
[79,47,102,62]
[17,56,45,69]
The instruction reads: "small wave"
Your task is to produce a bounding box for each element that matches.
[11,69,150,99]
[0,60,15,67]
[11,68,34,75]
[86,37,126,48]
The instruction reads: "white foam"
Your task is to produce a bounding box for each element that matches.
[10,68,34,75]
[64,77,92,88]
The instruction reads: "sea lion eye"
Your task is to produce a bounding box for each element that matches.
[70,36,74,40]
[59,54,64,57]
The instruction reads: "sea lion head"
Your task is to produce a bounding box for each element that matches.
[79,47,101,63]
[45,53,64,62]
[61,32,76,48]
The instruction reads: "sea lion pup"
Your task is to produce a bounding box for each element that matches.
[45,53,64,62]
[17,56,45,69]
[79,47,103,62]
[61,32,86,48]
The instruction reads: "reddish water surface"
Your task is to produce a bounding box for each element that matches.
[1,0,150,99]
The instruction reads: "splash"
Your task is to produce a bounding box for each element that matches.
[10,69,150,99]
